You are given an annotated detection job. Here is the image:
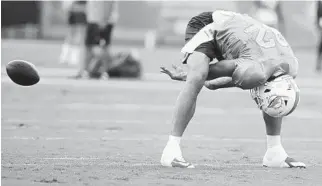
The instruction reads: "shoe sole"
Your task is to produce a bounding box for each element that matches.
[263,157,306,168]
[170,158,195,168]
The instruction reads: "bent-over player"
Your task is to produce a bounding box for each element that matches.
[160,10,305,169]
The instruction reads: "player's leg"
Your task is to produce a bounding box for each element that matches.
[60,11,74,64]
[99,23,115,79]
[171,52,209,137]
[74,22,100,78]
[316,34,322,72]
[68,25,79,65]
[262,112,306,168]
[161,52,210,168]
[84,23,114,79]
[69,13,87,66]
[84,24,112,79]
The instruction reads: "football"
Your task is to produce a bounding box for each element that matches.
[6,60,40,86]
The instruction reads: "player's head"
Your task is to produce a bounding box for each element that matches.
[184,12,213,43]
[250,75,300,118]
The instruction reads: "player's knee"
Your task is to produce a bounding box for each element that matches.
[91,46,104,57]
[187,60,208,83]
[185,69,208,95]
[233,64,267,90]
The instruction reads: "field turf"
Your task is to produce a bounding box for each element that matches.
[1,40,322,186]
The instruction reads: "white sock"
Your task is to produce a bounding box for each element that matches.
[168,135,181,145]
[266,135,282,148]
[69,46,80,65]
[60,43,70,63]
[264,135,288,163]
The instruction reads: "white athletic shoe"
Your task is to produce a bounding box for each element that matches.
[100,72,109,80]
[160,142,194,168]
[263,146,306,168]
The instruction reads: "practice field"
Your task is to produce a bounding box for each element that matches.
[1,40,322,186]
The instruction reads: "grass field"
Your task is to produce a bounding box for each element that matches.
[1,40,322,186]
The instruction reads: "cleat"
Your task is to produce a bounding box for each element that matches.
[263,156,306,168]
[283,157,306,168]
[262,146,306,168]
[160,142,195,168]
[171,158,195,168]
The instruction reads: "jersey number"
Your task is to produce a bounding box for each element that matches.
[244,25,288,48]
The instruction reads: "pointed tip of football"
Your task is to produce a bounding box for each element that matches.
[6,60,40,86]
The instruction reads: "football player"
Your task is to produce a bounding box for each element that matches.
[160,10,305,169]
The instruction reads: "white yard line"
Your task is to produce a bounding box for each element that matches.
[2,162,321,168]
[2,136,322,143]
[2,76,322,96]
[0,163,269,168]
[1,66,322,86]
[1,119,147,124]
[2,103,322,119]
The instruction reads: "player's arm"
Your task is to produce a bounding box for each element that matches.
[162,58,238,89]
[161,63,236,90]
[204,77,235,90]
[161,36,225,81]
[205,58,275,90]
[160,62,233,82]
[203,59,237,90]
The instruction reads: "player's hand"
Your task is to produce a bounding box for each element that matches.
[160,65,187,81]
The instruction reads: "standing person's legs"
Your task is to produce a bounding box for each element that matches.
[85,23,115,79]
[65,9,89,79]
[99,23,115,78]
[317,33,322,72]
[69,11,87,66]
[60,11,75,64]
[74,22,100,78]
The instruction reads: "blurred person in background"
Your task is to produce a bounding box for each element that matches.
[60,1,87,65]
[253,0,285,35]
[73,0,118,79]
[316,0,322,72]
